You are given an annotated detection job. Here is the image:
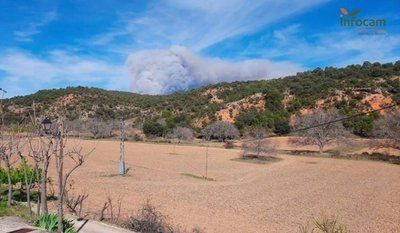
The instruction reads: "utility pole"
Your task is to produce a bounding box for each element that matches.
[119,119,126,176]
[0,88,7,131]
[204,135,210,180]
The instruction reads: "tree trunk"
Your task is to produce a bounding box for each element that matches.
[35,166,41,216]
[57,137,64,233]
[6,166,12,206]
[318,144,324,154]
[23,170,32,216]
[40,157,49,214]
[257,139,261,157]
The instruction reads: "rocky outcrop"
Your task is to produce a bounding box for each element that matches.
[215,93,265,123]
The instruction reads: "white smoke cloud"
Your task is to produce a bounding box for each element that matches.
[126,46,304,95]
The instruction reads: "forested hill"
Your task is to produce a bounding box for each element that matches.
[4,60,400,136]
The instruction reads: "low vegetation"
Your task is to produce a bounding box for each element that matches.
[181,173,215,181]
[4,61,399,137]
[299,216,349,233]
[0,200,33,221]
[35,213,76,233]
[124,201,205,233]
[201,121,239,141]
[293,108,351,153]
[0,60,399,232]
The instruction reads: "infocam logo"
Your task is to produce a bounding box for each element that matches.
[339,8,386,27]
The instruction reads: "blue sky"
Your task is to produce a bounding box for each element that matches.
[0,0,399,97]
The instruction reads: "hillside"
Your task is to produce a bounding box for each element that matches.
[3,60,400,136]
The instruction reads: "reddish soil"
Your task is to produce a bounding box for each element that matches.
[48,139,400,233]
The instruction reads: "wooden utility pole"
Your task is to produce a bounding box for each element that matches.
[0,88,7,131]
[119,119,126,176]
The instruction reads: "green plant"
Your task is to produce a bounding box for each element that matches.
[0,200,33,221]
[35,214,76,233]
[143,120,166,137]
[299,216,349,233]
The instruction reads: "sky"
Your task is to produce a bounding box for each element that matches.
[0,0,399,97]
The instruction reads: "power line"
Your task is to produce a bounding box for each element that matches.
[291,103,398,133]
[242,103,399,144]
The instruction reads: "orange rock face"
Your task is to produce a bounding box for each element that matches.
[215,93,265,123]
[360,93,393,113]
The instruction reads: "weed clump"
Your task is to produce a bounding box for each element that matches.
[299,216,349,233]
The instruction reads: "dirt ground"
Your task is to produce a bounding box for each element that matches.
[48,138,400,233]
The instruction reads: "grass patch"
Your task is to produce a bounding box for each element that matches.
[299,215,349,233]
[0,200,34,222]
[232,155,281,165]
[100,173,132,178]
[303,161,318,164]
[167,152,181,155]
[348,152,400,165]
[283,149,400,165]
[181,173,215,181]
[281,149,330,157]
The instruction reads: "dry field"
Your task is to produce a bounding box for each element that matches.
[48,138,400,233]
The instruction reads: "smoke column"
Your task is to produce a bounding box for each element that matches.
[126,46,301,94]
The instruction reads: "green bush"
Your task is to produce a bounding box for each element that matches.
[143,120,166,137]
[35,213,76,233]
[0,159,40,185]
[273,120,291,135]
[341,109,379,137]
[0,159,41,201]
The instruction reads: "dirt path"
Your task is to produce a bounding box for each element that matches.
[48,139,400,233]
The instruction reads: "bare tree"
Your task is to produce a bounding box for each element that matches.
[86,118,115,139]
[0,134,23,206]
[171,127,194,143]
[242,127,275,158]
[64,182,89,218]
[27,135,55,214]
[372,109,400,149]
[46,119,95,232]
[27,137,43,215]
[65,119,84,133]
[293,108,350,154]
[201,121,239,141]
[19,152,38,216]
[98,195,122,224]
[167,127,194,154]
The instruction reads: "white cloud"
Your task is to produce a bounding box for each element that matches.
[14,11,57,42]
[273,24,301,41]
[0,50,129,97]
[91,0,329,52]
[241,24,400,67]
[126,46,304,95]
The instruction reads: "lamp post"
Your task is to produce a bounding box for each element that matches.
[41,117,52,134]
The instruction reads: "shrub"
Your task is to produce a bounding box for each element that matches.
[299,216,348,233]
[124,201,174,233]
[0,161,41,186]
[85,118,115,139]
[201,121,239,141]
[124,201,204,233]
[342,111,378,137]
[273,120,291,135]
[143,120,166,137]
[293,108,351,153]
[170,127,194,142]
[35,214,76,233]
[225,141,235,149]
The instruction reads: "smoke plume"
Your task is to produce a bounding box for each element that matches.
[126,46,302,95]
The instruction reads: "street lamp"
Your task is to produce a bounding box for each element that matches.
[41,117,52,134]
